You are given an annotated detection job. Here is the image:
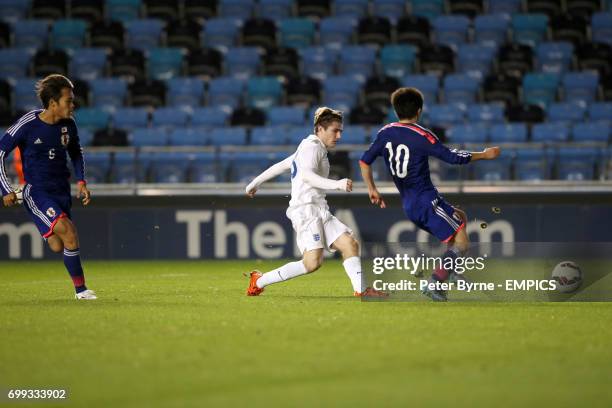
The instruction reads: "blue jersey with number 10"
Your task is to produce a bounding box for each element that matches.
[360,122,472,207]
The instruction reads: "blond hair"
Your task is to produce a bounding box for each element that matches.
[313,107,343,131]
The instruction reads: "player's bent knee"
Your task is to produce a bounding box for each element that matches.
[53,218,79,249]
[302,256,323,273]
[47,237,63,253]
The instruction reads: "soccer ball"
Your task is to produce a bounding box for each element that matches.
[551,261,582,293]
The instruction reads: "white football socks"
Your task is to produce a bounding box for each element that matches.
[343,256,363,293]
[256,260,308,288]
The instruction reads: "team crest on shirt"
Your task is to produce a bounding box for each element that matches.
[46,207,56,218]
[61,127,70,147]
[313,233,320,242]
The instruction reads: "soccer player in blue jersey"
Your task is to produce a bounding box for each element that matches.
[360,87,500,301]
[0,74,96,300]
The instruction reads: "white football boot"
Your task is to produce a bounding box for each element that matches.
[75,289,97,300]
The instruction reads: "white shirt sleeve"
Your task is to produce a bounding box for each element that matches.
[296,141,348,191]
[245,153,294,193]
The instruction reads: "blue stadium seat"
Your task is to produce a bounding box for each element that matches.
[447,123,489,144]
[514,148,550,181]
[556,147,600,180]
[432,15,470,50]
[488,0,521,15]
[208,76,245,109]
[210,127,247,145]
[0,48,32,80]
[473,155,512,181]
[169,128,208,146]
[84,152,111,183]
[78,128,93,146]
[259,0,293,19]
[13,78,39,112]
[219,0,254,19]
[126,19,164,50]
[111,151,139,183]
[279,18,315,48]
[592,12,612,46]
[401,74,439,104]
[251,126,288,145]
[489,123,528,143]
[532,122,570,142]
[89,78,128,108]
[589,102,612,122]
[467,103,505,124]
[203,17,242,51]
[338,46,377,80]
[322,75,364,112]
[522,72,560,108]
[51,19,87,50]
[562,72,599,103]
[443,74,481,104]
[113,108,149,130]
[130,127,167,146]
[427,104,465,128]
[372,0,406,22]
[13,20,49,49]
[246,76,283,110]
[75,107,110,132]
[147,47,183,80]
[268,106,306,127]
[572,122,611,143]
[300,46,339,81]
[474,14,509,47]
[191,106,231,128]
[319,17,357,49]
[512,14,549,47]
[288,125,313,144]
[380,45,417,78]
[225,151,275,183]
[536,41,574,73]
[70,48,107,81]
[547,102,586,123]
[0,0,30,23]
[166,77,204,107]
[225,47,261,79]
[147,152,190,182]
[341,125,368,144]
[190,152,219,183]
[106,0,142,22]
[411,0,444,20]
[151,107,189,130]
[335,0,368,18]
[457,44,497,77]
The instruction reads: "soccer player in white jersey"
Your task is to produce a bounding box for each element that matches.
[245,107,385,297]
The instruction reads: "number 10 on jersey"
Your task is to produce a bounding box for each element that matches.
[385,142,409,178]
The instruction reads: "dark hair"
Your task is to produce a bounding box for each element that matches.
[313,106,343,131]
[36,74,74,109]
[391,87,424,120]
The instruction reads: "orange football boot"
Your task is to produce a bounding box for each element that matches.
[246,270,264,296]
[354,287,389,298]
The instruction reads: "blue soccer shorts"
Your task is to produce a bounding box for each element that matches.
[21,184,72,238]
[405,194,465,243]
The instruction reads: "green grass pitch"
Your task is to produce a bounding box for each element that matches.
[1,260,612,407]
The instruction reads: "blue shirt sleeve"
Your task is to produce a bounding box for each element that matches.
[360,130,386,165]
[428,138,472,165]
[66,121,85,182]
[0,129,24,195]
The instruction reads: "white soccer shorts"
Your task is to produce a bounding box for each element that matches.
[287,204,352,254]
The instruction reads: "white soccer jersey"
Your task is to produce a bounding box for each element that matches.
[289,135,331,208]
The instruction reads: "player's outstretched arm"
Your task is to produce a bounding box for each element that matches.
[245,154,294,198]
[301,169,352,192]
[470,146,501,162]
[359,160,386,208]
